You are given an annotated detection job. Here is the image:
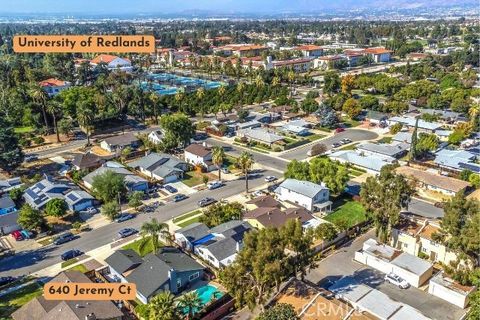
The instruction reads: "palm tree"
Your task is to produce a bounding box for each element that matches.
[148,291,179,320]
[177,291,203,320]
[212,146,225,180]
[236,151,254,194]
[46,100,62,143]
[255,75,264,88]
[140,218,171,254]
[272,76,280,87]
[28,84,49,132]
[469,104,479,128]
[77,102,94,146]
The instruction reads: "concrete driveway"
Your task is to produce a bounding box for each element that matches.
[306,230,466,320]
[280,129,379,161]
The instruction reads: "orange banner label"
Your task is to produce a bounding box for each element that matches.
[13,35,155,53]
[44,282,136,300]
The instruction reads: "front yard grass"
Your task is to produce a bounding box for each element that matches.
[61,258,80,268]
[0,282,43,318]
[339,142,359,151]
[173,210,202,223]
[14,126,35,134]
[176,215,204,228]
[303,134,326,142]
[342,118,361,128]
[182,171,212,187]
[67,264,88,273]
[377,136,393,144]
[122,238,156,257]
[324,200,367,229]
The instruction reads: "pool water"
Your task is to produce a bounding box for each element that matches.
[141,72,225,95]
[180,284,224,315]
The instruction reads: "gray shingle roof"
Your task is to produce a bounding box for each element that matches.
[105,249,143,274]
[175,222,210,243]
[0,195,15,210]
[102,132,139,147]
[277,178,328,198]
[83,165,147,186]
[237,128,284,144]
[199,236,238,261]
[357,142,409,157]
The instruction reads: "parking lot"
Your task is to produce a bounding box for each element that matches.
[306,230,467,320]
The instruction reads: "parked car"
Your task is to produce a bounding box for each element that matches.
[264,176,277,182]
[0,276,16,286]
[198,197,217,207]
[221,167,230,174]
[164,185,178,193]
[335,128,345,134]
[61,249,83,261]
[173,194,188,202]
[11,230,23,241]
[81,207,98,214]
[53,232,75,245]
[207,181,224,190]
[20,230,32,239]
[252,190,266,197]
[384,273,410,289]
[331,142,341,148]
[118,228,138,238]
[24,155,38,162]
[341,138,352,144]
[115,213,135,223]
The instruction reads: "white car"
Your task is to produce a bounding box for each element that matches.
[207,181,224,190]
[384,273,410,289]
[252,190,266,197]
[264,176,277,182]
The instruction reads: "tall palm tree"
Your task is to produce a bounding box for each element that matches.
[46,100,62,143]
[212,146,225,180]
[255,75,264,88]
[148,291,179,320]
[140,218,171,254]
[28,84,49,132]
[77,102,94,146]
[236,151,254,194]
[469,104,479,128]
[177,291,203,320]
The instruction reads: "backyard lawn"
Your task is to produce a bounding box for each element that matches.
[0,282,43,318]
[324,200,368,229]
[122,238,156,257]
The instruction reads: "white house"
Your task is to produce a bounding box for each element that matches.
[364,47,392,63]
[39,78,71,97]
[90,54,132,72]
[295,45,324,58]
[100,133,140,153]
[275,178,331,212]
[184,143,215,171]
[147,130,164,145]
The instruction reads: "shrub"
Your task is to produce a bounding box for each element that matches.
[32,136,45,145]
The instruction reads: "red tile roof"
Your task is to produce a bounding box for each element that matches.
[90,54,130,64]
[39,78,68,87]
[364,47,393,55]
[296,45,323,51]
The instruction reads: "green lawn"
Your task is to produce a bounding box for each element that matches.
[176,215,204,228]
[349,168,365,177]
[303,134,326,142]
[61,258,80,268]
[0,282,43,318]
[14,126,35,134]
[67,264,88,273]
[122,238,156,257]
[173,210,202,223]
[182,171,211,187]
[339,142,359,151]
[377,137,393,144]
[324,200,368,229]
[342,118,361,128]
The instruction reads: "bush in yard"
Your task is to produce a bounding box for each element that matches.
[389,123,403,134]
[32,136,45,145]
[128,191,144,211]
[45,198,68,217]
[18,204,45,231]
[101,201,120,221]
[72,221,82,231]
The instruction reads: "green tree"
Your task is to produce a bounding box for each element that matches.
[389,123,403,134]
[17,204,45,231]
[45,198,68,217]
[0,117,24,173]
[46,100,62,143]
[236,151,254,193]
[342,98,362,119]
[359,95,379,110]
[257,303,299,320]
[101,201,120,221]
[212,146,225,180]
[200,202,244,227]
[360,165,414,243]
[177,291,203,320]
[160,113,195,148]
[448,129,466,145]
[315,223,338,241]
[415,133,439,157]
[323,71,341,95]
[308,158,349,195]
[58,118,74,137]
[128,191,144,211]
[91,170,126,203]
[300,98,318,115]
[284,160,310,181]
[409,118,419,160]
[147,291,179,320]
[140,218,170,254]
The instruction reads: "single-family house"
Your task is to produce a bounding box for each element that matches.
[105,249,145,281]
[357,142,409,159]
[235,120,261,130]
[244,205,320,230]
[364,47,392,63]
[428,272,476,309]
[174,223,211,252]
[11,271,123,320]
[391,218,460,266]
[0,177,23,194]
[282,123,310,136]
[434,149,480,173]
[354,238,433,288]
[388,116,443,133]
[71,152,105,171]
[237,128,285,148]
[0,210,19,235]
[329,150,396,174]
[184,144,215,171]
[90,54,132,71]
[118,247,204,304]
[395,166,470,197]
[275,178,331,212]
[39,78,71,97]
[129,152,187,183]
[314,55,347,70]
[83,162,148,192]
[0,195,17,216]
[392,132,413,144]
[23,176,95,211]
[147,130,164,145]
[364,110,388,125]
[245,195,282,210]
[100,133,140,153]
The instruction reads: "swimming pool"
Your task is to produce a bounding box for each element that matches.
[180,284,224,315]
[144,72,225,94]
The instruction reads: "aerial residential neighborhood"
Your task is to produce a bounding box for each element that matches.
[0,1,479,320]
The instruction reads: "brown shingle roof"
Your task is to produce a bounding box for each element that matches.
[185,144,211,157]
[395,166,470,193]
[72,152,104,170]
[245,206,314,228]
[246,195,281,208]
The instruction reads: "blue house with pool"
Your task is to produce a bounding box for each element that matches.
[105,247,204,304]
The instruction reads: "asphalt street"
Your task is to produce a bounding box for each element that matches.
[0,172,275,277]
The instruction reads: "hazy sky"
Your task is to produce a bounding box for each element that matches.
[0,0,473,14]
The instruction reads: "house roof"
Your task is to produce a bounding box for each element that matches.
[272,57,314,67]
[184,144,211,157]
[72,152,104,169]
[430,272,476,296]
[365,110,389,121]
[129,152,186,178]
[126,247,203,299]
[391,252,433,276]
[0,211,19,228]
[0,194,15,210]
[238,128,284,144]
[389,116,443,131]
[277,178,329,198]
[249,206,315,229]
[83,165,147,187]
[282,124,309,134]
[244,206,283,219]
[39,78,69,87]
[102,133,139,148]
[105,249,143,274]
[11,271,123,320]
[64,190,94,206]
[330,150,395,172]
[23,177,71,209]
[90,54,129,64]
[296,45,323,51]
[245,195,281,208]
[175,222,211,243]
[0,177,22,190]
[392,132,413,144]
[365,47,393,54]
[395,166,470,193]
[357,142,409,157]
[198,236,239,262]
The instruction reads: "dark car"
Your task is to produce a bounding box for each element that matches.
[118,228,138,238]
[335,128,345,134]
[164,185,178,193]
[0,276,16,286]
[24,155,38,163]
[115,213,135,223]
[61,249,83,261]
[198,197,216,207]
[173,194,188,202]
[53,232,75,245]
[331,142,341,148]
